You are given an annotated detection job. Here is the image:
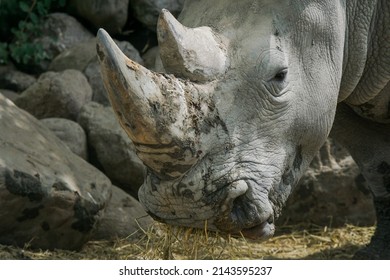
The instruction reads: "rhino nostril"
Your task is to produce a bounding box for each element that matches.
[229,180,249,199]
[228,182,275,232]
[230,192,259,229]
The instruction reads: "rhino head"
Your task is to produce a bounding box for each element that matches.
[97,0,345,240]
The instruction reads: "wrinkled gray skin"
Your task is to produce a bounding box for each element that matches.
[97,0,390,259]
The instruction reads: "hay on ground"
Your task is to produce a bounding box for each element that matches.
[0,222,374,260]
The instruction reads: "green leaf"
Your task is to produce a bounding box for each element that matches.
[0,42,9,64]
[17,20,26,30]
[43,0,52,9]
[29,12,39,24]
[36,2,47,16]
[19,1,30,13]
[24,22,34,31]
[4,0,68,66]
[59,0,66,7]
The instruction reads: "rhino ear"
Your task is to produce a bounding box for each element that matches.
[157,9,228,82]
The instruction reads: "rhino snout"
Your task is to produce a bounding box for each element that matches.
[240,220,276,240]
[215,180,276,240]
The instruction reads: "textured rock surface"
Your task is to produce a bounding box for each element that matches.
[69,0,129,34]
[115,41,145,65]
[78,102,146,197]
[0,70,36,92]
[40,118,88,160]
[70,0,129,34]
[0,94,112,250]
[83,61,109,105]
[93,185,153,240]
[0,89,19,102]
[49,39,98,72]
[279,140,375,227]
[142,46,159,71]
[14,69,92,121]
[30,13,94,72]
[129,0,185,31]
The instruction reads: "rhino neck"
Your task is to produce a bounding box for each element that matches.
[339,0,387,103]
[340,0,390,123]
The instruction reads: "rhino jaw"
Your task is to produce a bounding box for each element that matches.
[141,172,279,241]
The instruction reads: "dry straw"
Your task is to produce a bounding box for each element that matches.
[0,222,374,260]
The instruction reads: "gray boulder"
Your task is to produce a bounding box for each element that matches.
[142,46,159,71]
[129,0,185,31]
[0,64,15,75]
[0,94,112,250]
[0,89,19,102]
[84,61,110,105]
[15,69,92,121]
[93,185,153,241]
[279,139,375,227]
[40,118,88,160]
[49,39,98,72]
[115,41,145,65]
[78,102,146,197]
[31,13,94,72]
[0,70,36,92]
[69,0,129,34]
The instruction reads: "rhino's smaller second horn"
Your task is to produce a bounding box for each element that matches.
[157,9,228,82]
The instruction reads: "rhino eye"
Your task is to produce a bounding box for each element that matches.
[272,69,288,82]
[264,68,288,97]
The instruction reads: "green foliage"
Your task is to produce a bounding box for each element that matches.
[0,43,8,64]
[0,0,67,65]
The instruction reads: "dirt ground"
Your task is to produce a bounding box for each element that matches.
[0,223,374,260]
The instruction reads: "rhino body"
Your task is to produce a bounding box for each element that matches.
[97,0,390,259]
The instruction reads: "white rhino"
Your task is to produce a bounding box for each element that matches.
[97,0,390,259]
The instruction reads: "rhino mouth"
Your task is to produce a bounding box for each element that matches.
[223,180,276,240]
[240,220,275,240]
[139,172,277,240]
[145,192,276,241]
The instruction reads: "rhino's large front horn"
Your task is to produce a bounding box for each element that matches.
[96,29,215,179]
[157,9,228,82]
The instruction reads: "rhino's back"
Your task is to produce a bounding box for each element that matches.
[341,0,390,123]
